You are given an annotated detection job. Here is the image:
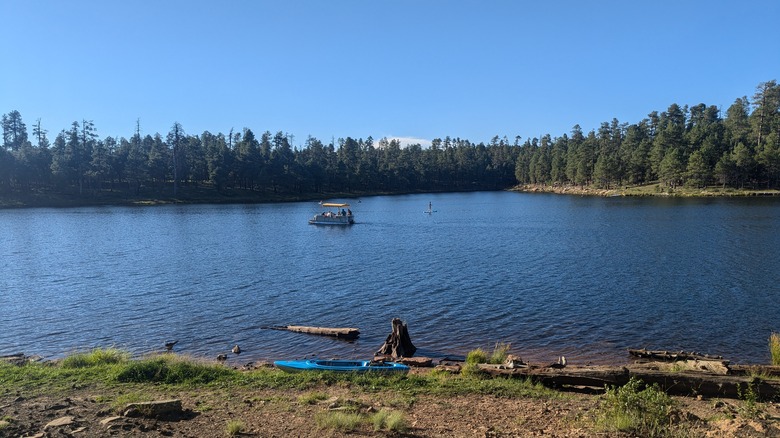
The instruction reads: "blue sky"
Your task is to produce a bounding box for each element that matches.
[2,1,779,148]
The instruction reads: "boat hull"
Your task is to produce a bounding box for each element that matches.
[308,215,355,225]
[274,359,409,374]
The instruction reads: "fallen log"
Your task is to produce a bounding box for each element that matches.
[476,363,780,400]
[629,359,731,375]
[265,325,359,340]
[729,365,780,377]
[628,348,726,362]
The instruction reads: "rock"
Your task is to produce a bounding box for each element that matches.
[123,399,183,418]
[504,354,528,369]
[44,415,74,429]
[100,415,124,425]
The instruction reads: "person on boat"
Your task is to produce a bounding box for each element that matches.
[341,208,346,216]
[347,209,352,216]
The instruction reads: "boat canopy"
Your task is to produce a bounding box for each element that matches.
[321,203,350,208]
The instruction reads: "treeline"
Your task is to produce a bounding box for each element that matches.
[0,118,518,198]
[515,80,780,190]
[1,80,778,199]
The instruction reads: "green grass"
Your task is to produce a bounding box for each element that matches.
[371,408,409,433]
[465,348,489,364]
[61,347,130,368]
[225,419,245,436]
[595,377,675,438]
[466,342,511,365]
[769,332,780,365]
[0,349,558,401]
[315,411,364,431]
[297,391,329,404]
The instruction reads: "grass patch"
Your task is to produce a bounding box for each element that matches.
[371,408,409,433]
[489,342,511,364]
[465,348,488,364]
[297,391,329,405]
[466,343,511,365]
[61,348,129,368]
[113,355,234,385]
[315,411,364,432]
[770,332,780,365]
[225,419,245,436]
[595,377,675,438]
[0,349,558,401]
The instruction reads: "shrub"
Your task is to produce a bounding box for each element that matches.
[465,348,488,364]
[769,332,780,365]
[488,342,511,364]
[596,377,674,437]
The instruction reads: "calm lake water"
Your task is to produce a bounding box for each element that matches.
[1,191,779,365]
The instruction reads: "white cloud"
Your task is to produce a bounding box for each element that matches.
[382,136,432,149]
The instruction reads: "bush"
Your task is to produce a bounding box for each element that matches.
[465,348,488,364]
[488,342,511,364]
[769,332,780,365]
[596,377,674,437]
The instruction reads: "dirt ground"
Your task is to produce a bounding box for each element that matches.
[2,370,780,437]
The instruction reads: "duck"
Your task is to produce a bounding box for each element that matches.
[217,354,228,362]
[232,344,241,355]
[164,340,178,351]
[549,355,567,369]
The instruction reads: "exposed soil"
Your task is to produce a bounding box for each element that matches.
[2,368,780,437]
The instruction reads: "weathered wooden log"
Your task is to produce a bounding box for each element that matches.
[730,365,780,377]
[628,348,726,362]
[629,359,731,375]
[476,363,780,400]
[375,318,416,358]
[265,325,360,340]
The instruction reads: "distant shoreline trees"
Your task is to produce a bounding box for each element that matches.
[1,80,778,199]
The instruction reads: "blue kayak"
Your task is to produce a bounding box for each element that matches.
[274,359,410,374]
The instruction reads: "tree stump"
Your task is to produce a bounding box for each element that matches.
[375,318,416,358]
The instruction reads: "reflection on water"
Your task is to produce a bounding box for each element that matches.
[1,192,779,365]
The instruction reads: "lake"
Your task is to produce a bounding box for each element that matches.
[1,191,779,365]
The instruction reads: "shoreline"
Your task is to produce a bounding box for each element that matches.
[3,183,780,210]
[511,183,780,197]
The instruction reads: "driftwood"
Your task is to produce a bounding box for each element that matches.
[0,353,42,365]
[373,355,433,367]
[375,318,416,358]
[628,348,725,362]
[474,362,780,400]
[265,325,360,340]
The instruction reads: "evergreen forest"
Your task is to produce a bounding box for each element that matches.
[1,80,779,203]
